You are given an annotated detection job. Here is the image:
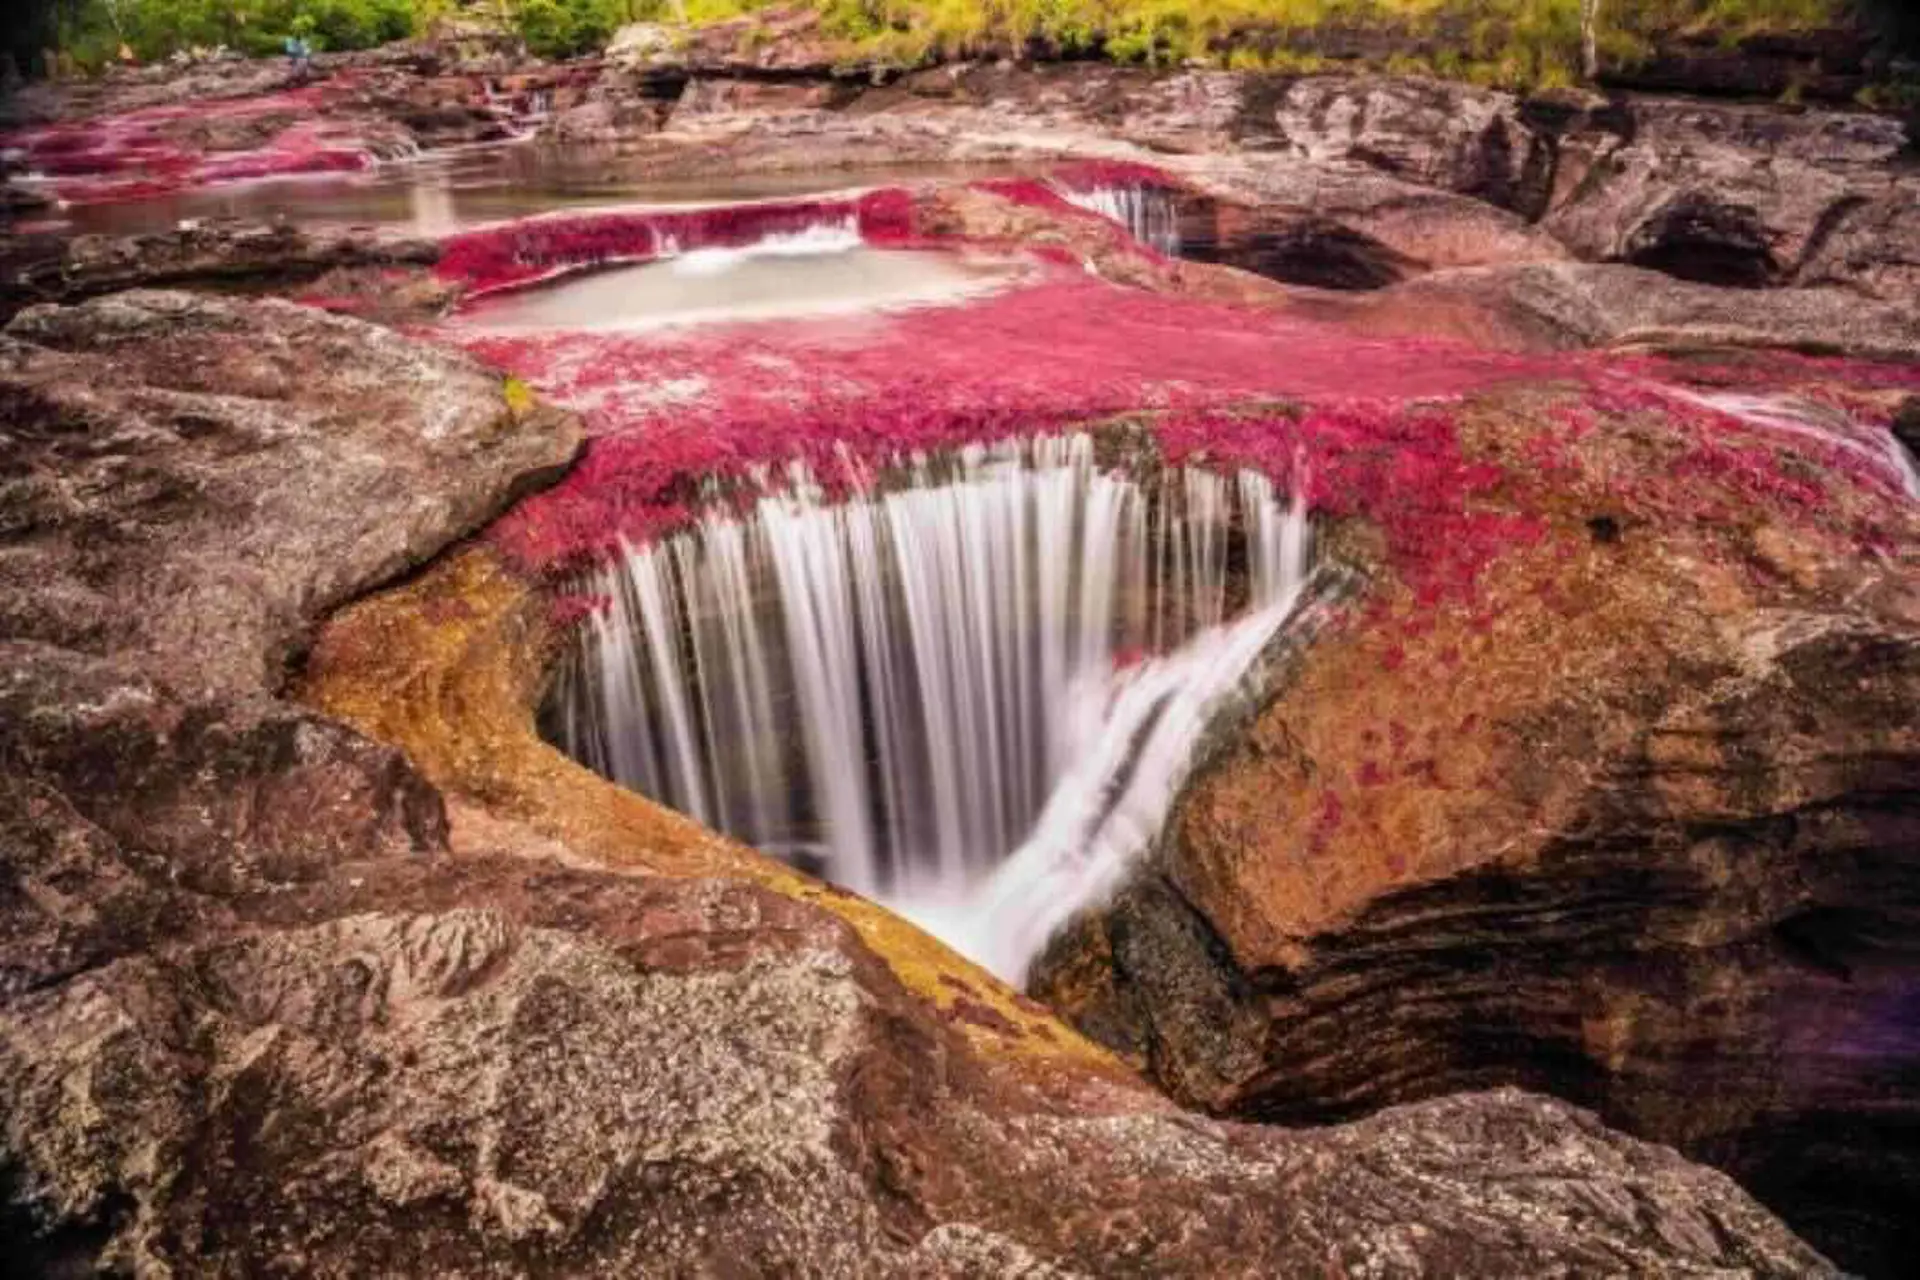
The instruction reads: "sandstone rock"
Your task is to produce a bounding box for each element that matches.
[1034,407,1920,1274]
[0,283,1838,1276]
[0,290,579,697]
[1258,74,1554,217]
[0,220,440,318]
[609,10,853,79]
[0,813,1837,1275]
[1542,97,1920,297]
[1351,260,1920,357]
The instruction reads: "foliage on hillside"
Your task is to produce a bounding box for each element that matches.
[678,0,1861,86]
[36,0,643,69]
[18,0,1904,86]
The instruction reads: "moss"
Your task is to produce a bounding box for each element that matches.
[503,376,538,418]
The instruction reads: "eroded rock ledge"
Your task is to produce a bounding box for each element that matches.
[1034,382,1920,1274]
[0,291,1841,1274]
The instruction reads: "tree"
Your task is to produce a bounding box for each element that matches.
[6,0,62,78]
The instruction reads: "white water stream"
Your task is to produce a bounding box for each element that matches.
[1671,387,1920,503]
[1056,183,1182,256]
[552,434,1312,979]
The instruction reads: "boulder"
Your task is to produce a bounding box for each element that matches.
[0,769,1836,1275]
[0,221,440,319]
[1347,260,1920,358]
[1542,97,1920,298]
[1258,74,1555,218]
[0,290,578,697]
[608,10,854,80]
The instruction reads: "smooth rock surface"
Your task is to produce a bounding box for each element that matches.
[0,289,577,697]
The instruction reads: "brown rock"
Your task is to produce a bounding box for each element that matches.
[1034,407,1920,1275]
[0,220,440,319]
[1542,97,1919,297]
[1345,260,1920,357]
[0,289,578,697]
[0,286,1836,1275]
[1260,74,1555,217]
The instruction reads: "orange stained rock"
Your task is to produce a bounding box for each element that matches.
[297,544,1141,1084]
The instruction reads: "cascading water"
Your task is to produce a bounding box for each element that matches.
[549,434,1314,978]
[1669,386,1920,503]
[463,214,1007,332]
[656,215,863,273]
[1055,183,1182,256]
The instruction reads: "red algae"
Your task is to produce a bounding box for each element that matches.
[2,83,391,203]
[436,190,919,295]
[1047,160,1182,191]
[433,204,1917,618]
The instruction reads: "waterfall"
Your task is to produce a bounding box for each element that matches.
[894,577,1312,982]
[1670,387,1920,504]
[550,433,1313,972]
[1055,184,1182,256]
[662,216,864,276]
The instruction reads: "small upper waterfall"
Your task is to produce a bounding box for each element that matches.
[656,215,863,273]
[1055,183,1182,255]
[550,433,1313,976]
[1670,386,1920,504]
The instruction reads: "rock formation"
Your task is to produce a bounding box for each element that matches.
[0,289,1844,1276]
[1032,370,1920,1275]
[5,29,1920,1277]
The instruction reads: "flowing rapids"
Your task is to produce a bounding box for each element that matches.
[1056,183,1182,256]
[549,434,1313,978]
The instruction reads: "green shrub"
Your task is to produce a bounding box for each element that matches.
[509,0,646,59]
[52,0,424,66]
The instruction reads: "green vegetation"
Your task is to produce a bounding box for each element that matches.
[503,0,645,58]
[35,0,653,70]
[46,0,413,66]
[18,0,1895,87]
[672,0,1860,85]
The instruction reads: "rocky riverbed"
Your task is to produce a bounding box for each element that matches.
[3,25,1918,1277]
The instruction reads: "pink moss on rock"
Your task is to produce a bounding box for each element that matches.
[2,83,390,204]
[433,203,1917,618]
[1046,160,1181,191]
[436,190,920,295]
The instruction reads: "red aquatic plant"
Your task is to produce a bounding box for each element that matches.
[2,82,387,204]
[436,189,920,294]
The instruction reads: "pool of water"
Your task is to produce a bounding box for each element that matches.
[460,238,1016,332]
[20,143,1025,238]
